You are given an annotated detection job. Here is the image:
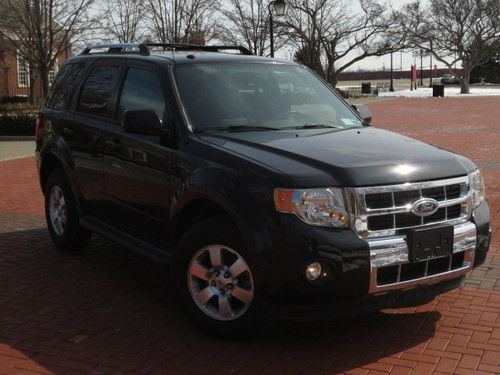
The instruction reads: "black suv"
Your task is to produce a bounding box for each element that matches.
[36,43,491,337]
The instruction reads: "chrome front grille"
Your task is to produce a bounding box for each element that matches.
[347,176,471,238]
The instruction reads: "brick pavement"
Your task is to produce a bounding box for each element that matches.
[0,97,499,374]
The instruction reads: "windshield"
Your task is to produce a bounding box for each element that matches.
[174,63,364,132]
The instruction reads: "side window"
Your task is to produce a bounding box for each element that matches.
[118,68,165,120]
[78,65,121,118]
[46,62,86,109]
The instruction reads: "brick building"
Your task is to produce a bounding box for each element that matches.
[0,39,70,101]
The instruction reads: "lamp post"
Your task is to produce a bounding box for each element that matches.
[268,0,287,58]
[420,49,423,86]
[429,39,434,87]
[389,52,394,92]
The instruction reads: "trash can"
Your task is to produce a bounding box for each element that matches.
[433,84,444,97]
[361,82,371,94]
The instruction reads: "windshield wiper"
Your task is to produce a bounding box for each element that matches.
[280,124,343,130]
[203,125,279,133]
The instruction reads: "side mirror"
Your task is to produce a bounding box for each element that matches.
[123,109,162,136]
[351,104,372,125]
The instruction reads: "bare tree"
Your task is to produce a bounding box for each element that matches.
[0,0,96,100]
[284,0,405,86]
[399,0,500,93]
[98,0,145,43]
[146,0,222,45]
[221,0,287,56]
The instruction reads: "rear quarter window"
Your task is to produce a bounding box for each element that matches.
[46,62,87,109]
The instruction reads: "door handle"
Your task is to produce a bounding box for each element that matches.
[62,127,76,136]
[105,139,122,151]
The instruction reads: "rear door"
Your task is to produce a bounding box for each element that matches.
[66,61,124,212]
[102,62,173,242]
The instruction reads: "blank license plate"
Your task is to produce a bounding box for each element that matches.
[407,226,454,263]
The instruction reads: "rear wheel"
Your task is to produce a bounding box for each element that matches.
[44,169,91,251]
[172,216,273,338]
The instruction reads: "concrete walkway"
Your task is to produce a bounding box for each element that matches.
[0,141,35,161]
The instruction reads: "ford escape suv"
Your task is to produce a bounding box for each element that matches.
[36,43,491,337]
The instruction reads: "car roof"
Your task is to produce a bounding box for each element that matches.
[153,50,292,65]
[65,44,295,67]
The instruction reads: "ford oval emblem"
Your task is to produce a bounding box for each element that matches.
[412,198,439,217]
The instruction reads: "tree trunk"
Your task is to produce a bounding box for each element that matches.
[460,69,471,94]
[325,60,337,88]
[39,65,50,101]
[26,65,38,104]
[28,75,36,105]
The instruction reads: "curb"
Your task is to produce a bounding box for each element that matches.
[0,136,35,141]
[0,155,35,162]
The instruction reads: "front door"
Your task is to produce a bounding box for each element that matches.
[102,64,172,243]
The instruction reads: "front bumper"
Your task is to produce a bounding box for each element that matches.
[261,201,490,316]
[367,221,476,294]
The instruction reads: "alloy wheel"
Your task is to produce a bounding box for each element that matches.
[187,244,254,321]
[48,185,67,236]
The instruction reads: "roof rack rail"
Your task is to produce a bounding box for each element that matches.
[80,43,150,56]
[145,43,253,55]
[79,43,254,57]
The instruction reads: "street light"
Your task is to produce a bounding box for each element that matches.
[389,52,394,92]
[268,0,287,58]
[428,39,434,87]
[420,49,423,86]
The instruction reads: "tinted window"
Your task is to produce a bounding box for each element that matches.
[46,62,86,109]
[174,63,363,131]
[78,65,121,118]
[119,68,165,119]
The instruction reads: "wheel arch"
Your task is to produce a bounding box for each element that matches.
[39,150,81,212]
[173,198,232,244]
[171,190,275,272]
[40,152,66,194]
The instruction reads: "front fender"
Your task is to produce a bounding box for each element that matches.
[171,166,276,273]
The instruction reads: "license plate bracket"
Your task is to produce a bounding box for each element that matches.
[407,226,454,263]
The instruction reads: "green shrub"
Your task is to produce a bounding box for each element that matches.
[0,113,36,136]
[0,96,30,105]
[0,102,38,136]
[0,102,39,114]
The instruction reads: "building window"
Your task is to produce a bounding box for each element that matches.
[17,53,58,88]
[48,65,58,85]
[17,54,30,88]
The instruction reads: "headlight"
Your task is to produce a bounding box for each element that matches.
[469,169,485,208]
[274,188,349,228]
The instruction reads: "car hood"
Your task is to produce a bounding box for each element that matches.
[198,127,476,187]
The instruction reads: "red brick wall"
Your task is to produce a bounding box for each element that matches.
[0,43,71,100]
[3,50,30,97]
[0,68,8,98]
[0,48,8,98]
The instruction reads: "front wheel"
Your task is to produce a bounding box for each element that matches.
[172,217,273,338]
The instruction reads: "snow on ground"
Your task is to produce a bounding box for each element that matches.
[378,86,500,97]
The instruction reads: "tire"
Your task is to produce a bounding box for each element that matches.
[44,168,91,252]
[172,216,273,339]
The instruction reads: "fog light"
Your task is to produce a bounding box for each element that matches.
[305,262,322,281]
